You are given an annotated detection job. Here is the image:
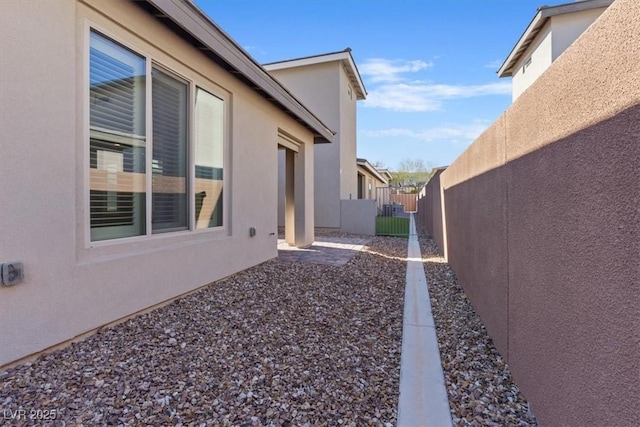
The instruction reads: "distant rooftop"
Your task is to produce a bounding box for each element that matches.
[357,158,388,184]
[264,49,367,100]
[497,0,613,77]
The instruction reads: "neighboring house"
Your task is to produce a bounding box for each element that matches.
[265,49,367,229]
[377,168,394,186]
[356,158,389,200]
[498,0,613,101]
[0,0,334,367]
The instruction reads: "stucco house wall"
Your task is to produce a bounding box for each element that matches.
[511,22,553,101]
[339,65,359,201]
[550,8,606,60]
[356,165,388,200]
[422,0,639,424]
[0,0,327,367]
[503,0,611,101]
[272,63,342,228]
[268,52,365,229]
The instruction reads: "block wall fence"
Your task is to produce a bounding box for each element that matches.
[417,0,639,425]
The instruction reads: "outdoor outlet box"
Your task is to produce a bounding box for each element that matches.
[249,227,256,237]
[1,262,24,286]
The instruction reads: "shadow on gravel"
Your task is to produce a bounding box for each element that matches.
[417,231,539,427]
[0,235,406,427]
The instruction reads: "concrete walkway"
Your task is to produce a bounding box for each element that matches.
[397,213,453,426]
[277,236,370,267]
[277,225,453,424]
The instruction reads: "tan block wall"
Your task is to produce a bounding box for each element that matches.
[417,169,445,256]
[440,115,510,357]
[340,200,376,236]
[420,0,640,425]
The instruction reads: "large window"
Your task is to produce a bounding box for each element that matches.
[151,68,188,233]
[195,88,224,229]
[89,31,146,241]
[89,30,225,242]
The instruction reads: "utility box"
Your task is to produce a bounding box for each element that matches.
[1,262,24,286]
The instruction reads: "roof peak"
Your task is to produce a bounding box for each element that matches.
[263,49,367,100]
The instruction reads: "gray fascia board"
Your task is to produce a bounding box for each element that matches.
[263,49,351,67]
[142,0,335,144]
[264,50,367,100]
[344,50,368,100]
[357,159,388,185]
[497,10,544,77]
[538,0,613,17]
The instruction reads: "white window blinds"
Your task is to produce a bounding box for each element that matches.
[89,31,146,241]
[88,30,227,241]
[151,68,188,232]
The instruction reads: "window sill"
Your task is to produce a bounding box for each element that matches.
[78,227,231,265]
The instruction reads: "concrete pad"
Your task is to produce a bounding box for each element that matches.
[397,214,453,427]
[276,236,370,267]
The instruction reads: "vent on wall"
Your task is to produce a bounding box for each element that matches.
[523,56,532,73]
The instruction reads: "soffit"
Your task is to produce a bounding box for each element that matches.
[497,0,613,78]
[135,0,335,144]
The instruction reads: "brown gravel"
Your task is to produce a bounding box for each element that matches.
[0,230,540,427]
[0,236,407,427]
[418,233,539,427]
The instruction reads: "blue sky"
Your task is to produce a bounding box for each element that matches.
[195,0,548,170]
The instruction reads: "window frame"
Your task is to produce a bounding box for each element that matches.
[84,24,230,248]
[150,64,191,234]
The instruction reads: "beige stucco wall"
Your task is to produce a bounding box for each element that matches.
[270,63,341,228]
[511,7,607,102]
[277,149,286,226]
[551,8,606,61]
[270,61,359,228]
[356,165,386,200]
[293,136,315,247]
[424,0,639,424]
[0,0,316,367]
[339,65,358,201]
[511,22,552,101]
[340,200,375,236]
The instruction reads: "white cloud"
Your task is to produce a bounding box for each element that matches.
[363,81,511,112]
[484,59,504,69]
[360,58,433,83]
[365,122,490,144]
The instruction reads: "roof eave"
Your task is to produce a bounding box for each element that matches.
[497,0,613,78]
[138,0,335,144]
[497,9,545,78]
[357,159,388,185]
[264,50,367,100]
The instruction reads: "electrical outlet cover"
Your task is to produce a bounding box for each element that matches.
[1,262,24,286]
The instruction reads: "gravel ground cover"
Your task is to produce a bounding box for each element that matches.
[1,236,407,427]
[418,233,539,427]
